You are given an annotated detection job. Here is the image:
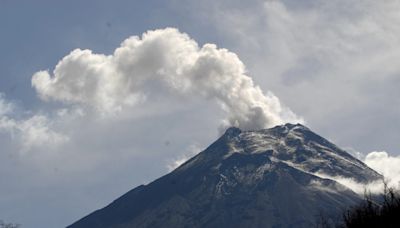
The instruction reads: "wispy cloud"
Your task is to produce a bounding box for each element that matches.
[0,94,68,152]
[166,143,202,171]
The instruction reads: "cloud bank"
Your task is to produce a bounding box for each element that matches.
[32,28,302,130]
[365,151,400,189]
[314,150,400,195]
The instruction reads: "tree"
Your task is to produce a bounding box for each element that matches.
[341,183,400,228]
[0,220,20,228]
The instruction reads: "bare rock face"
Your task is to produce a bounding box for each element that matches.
[68,123,381,228]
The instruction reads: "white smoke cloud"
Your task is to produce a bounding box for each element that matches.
[0,94,68,152]
[365,151,400,189]
[313,172,383,195]
[313,150,400,195]
[32,28,302,130]
[166,143,202,171]
[0,94,14,116]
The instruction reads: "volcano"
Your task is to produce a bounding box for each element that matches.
[68,123,381,228]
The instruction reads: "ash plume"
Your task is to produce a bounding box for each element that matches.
[32,28,302,130]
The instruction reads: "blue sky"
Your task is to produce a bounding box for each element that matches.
[1,1,399,227]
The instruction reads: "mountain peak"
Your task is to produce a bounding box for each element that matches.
[223,126,242,137]
[284,122,307,129]
[69,123,382,228]
[273,122,309,132]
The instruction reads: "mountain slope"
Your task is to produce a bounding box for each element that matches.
[68,123,382,228]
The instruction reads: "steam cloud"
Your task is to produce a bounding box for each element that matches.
[32,28,302,130]
[314,151,400,195]
[365,151,400,189]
